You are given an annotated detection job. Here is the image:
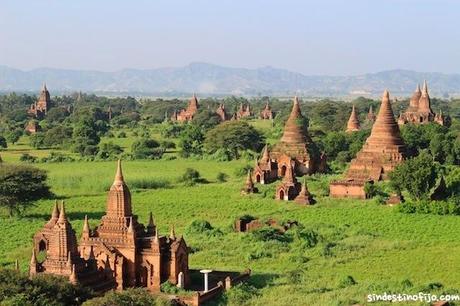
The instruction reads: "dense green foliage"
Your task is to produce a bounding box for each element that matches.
[0,164,51,216]
[0,270,93,306]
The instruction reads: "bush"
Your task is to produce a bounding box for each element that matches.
[19,153,37,163]
[0,270,93,305]
[338,275,357,288]
[160,140,176,150]
[178,168,206,186]
[234,164,252,177]
[185,219,222,237]
[251,227,288,243]
[98,142,124,160]
[131,138,164,160]
[216,172,228,182]
[117,131,127,138]
[129,178,170,190]
[83,288,171,306]
[41,152,75,163]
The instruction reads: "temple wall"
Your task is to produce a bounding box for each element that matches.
[329,183,366,199]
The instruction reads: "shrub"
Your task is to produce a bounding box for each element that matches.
[128,178,170,190]
[251,227,288,243]
[185,219,222,237]
[338,275,357,288]
[117,131,127,138]
[222,283,259,305]
[41,152,75,163]
[178,168,206,186]
[131,138,164,160]
[83,288,171,306]
[19,153,37,163]
[234,164,252,178]
[216,172,228,182]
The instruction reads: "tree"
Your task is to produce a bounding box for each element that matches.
[178,125,204,157]
[0,270,93,306]
[192,109,222,130]
[389,151,440,201]
[98,142,124,160]
[204,121,264,159]
[5,129,22,145]
[0,136,7,149]
[0,164,51,216]
[131,138,164,160]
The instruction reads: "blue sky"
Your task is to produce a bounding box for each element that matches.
[0,0,458,75]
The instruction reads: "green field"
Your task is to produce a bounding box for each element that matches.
[1,129,459,306]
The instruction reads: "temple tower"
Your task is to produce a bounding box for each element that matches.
[346,105,360,132]
[271,97,322,175]
[330,90,406,199]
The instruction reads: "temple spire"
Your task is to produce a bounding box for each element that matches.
[170,225,176,240]
[346,105,360,132]
[58,202,67,223]
[283,165,295,184]
[82,215,90,233]
[280,96,309,144]
[261,144,270,162]
[30,248,37,265]
[127,217,134,234]
[365,89,405,150]
[114,159,124,184]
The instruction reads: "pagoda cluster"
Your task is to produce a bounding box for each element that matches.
[331,90,406,198]
[30,161,190,292]
[398,81,447,126]
[243,97,326,204]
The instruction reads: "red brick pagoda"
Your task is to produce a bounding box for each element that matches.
[346,105,360,133]
[171,94,199,122]
[330,90,406,199]
[28,83,51,119]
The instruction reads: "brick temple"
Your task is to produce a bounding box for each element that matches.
[30,161,190,292]
[257,97,325,178]
[366,105,376,122]
[397,81,447,126]
[235,103,252,119]
[171,94,199,122]
[346,105,360,133]
[330,90,406,199]
[28,83,51,119]
[215,104,229,121]
[259,102,274,120]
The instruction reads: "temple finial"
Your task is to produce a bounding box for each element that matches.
[58,201,67,223]
[127,217,134,233]
[82,215,90,233]
[148,212,154,228]
[30,248,37,265]
[170,225,176,240]
[114,159,124,183]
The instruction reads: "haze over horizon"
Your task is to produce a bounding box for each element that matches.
[1,0,459,76]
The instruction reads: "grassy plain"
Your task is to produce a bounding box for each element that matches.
[0,123,459,306]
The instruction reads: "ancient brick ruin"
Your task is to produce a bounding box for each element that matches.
[366,105,376,122]
[275,163,301,201]
[346,105,360,133]
[241,170,258,194]
[397,81,447,126]
[270,97,325,176]
[215,104,229,121]
[171,94,199,122]
[235,103,252,119]
[330,90,406,199]
[259,102,274,120]
[28,83,51,119]
[30,161,190,292]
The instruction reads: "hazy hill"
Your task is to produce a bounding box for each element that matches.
[1,62,459,97]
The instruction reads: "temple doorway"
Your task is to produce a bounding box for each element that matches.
[256,174,261,183]
[280,165,287,176]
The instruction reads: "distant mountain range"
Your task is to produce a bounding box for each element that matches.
[1,62,460,97]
